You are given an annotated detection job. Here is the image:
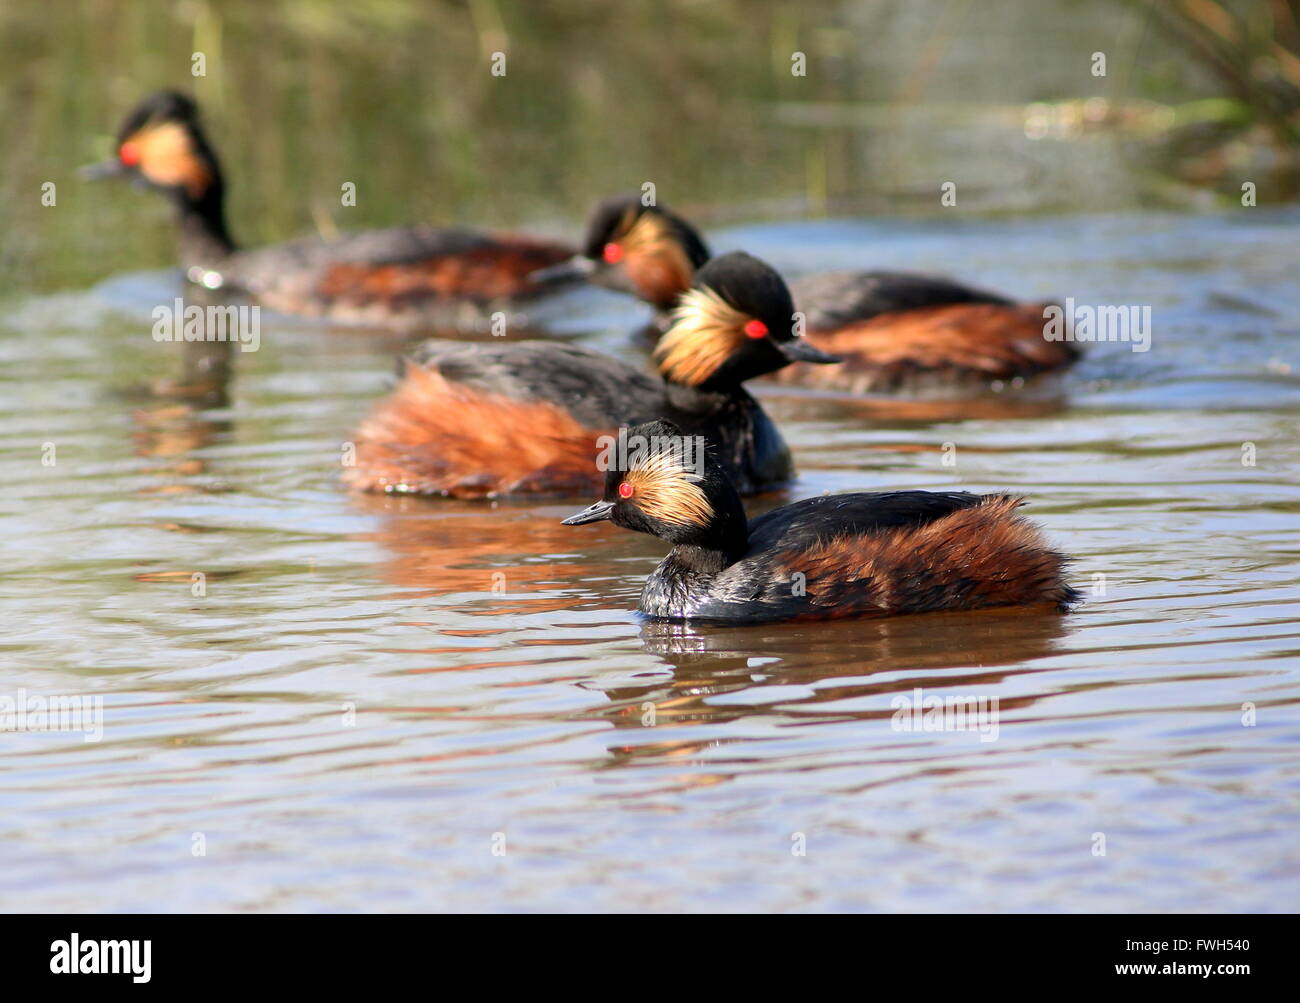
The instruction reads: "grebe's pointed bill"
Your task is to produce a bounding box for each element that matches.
[562,499,616,526]
[780,338,842,365]
[530,255,597,285]
[79,159,129,181]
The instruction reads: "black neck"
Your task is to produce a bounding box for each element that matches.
[172,184,236,270]
[664,380,753,409]
[666,500,750,574]
[666,541,742,575]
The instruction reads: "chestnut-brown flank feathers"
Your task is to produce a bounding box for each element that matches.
[99,93,589,332]
[316,238,573,306]
[774,495,1075,618]
[345,363,607,498]
[767,303,1077,392]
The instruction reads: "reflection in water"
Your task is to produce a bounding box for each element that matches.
[118,288,239,406]
[766,388,1072,424]
[350,494,610,615]
[626,608,1066,722]
[153,335,235,405]
[131,398,230,490]
[585,610,1073,774]
[128,290,237,489]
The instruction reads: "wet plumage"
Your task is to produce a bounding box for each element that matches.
[649,491,1079,622]
[563,419,1079,624]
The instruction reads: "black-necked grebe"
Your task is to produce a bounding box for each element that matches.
[538,194,1080,392]
[563,418,1079,623]
[344,251,839,498]
[82,91,580,331]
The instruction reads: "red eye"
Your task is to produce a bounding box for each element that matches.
[119,142,140,167]
[602,243,624,264]
[743,319,768,339]
[618,481,634,499]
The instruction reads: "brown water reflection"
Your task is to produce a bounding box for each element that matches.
[126,327,235,490]
[613,609,1071,727]
[350,495,604,613]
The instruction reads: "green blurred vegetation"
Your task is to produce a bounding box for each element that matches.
[1,0,1295,295]
[1130,0,1300,144]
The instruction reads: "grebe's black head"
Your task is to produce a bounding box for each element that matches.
[562,419,748,555]
[653,251,841,390]
[81,91,225,209]
[532,194,710,309]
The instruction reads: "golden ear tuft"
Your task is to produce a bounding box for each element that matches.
[610,210,696,308]
[653,285,750,386]
[619,210,674,253]
[624,444,714,528]
[126,121,211,199]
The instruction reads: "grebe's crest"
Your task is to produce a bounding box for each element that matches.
[113,92,215,199]
[618,208,688,262]
[583,196,709,267]
[654,285,751,386]
[563,418,745,541]
[652,251,840,387]
[569,195,711,308]
[621,439,714,528]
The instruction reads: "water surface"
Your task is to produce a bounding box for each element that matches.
[2,209,1297,912]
